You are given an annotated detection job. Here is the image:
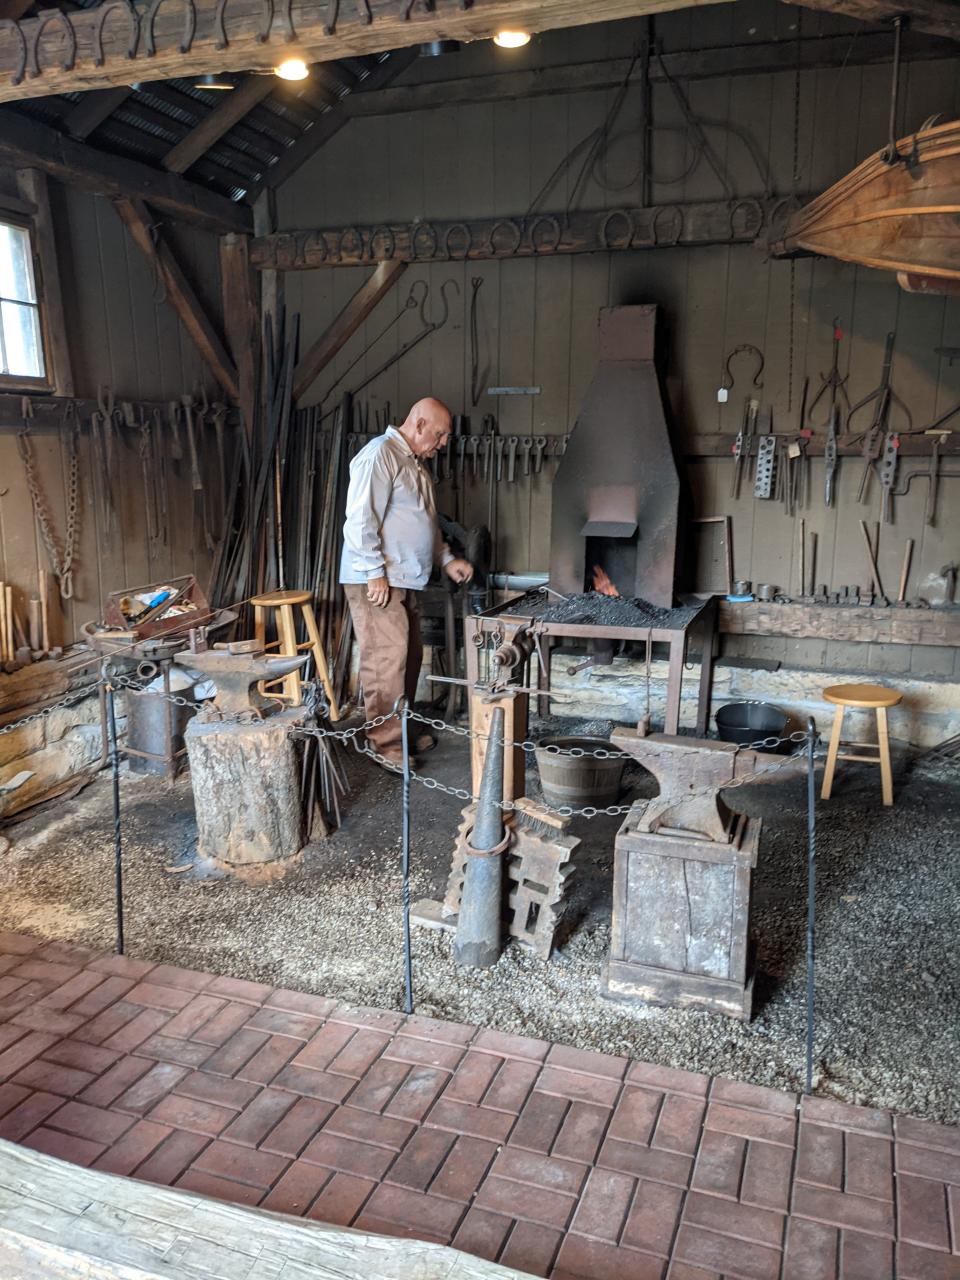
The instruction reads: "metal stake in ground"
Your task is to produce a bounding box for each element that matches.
[454,707,510,969]
[805,715,817,1094]
[104,672,125,956]
[400,705,414,1015]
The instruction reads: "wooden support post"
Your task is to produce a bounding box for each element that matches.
[116,198,240,402]
[219,232,259,439]
[469,689,528,805]
[292,260,407,403]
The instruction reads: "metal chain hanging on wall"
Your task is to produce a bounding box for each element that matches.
[16,399,80,600]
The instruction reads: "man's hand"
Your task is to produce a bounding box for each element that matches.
[366,576,390,607]
[444,559,474,585]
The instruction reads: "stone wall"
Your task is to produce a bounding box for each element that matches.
[0,692,107,818]
[549,652,960,750]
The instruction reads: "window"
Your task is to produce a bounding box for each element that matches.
[0,218,47,388]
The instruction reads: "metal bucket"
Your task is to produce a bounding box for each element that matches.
[126,688,196,775]
[534,736,625,809]
[715,701,788,752]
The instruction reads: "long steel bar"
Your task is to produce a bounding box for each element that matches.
[105,677,125,956]
[400,704,414,1016]
[805,715,817,1094]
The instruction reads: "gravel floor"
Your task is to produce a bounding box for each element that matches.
[4,724,959,1125]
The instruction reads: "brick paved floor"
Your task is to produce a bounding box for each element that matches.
[0,932,957,1279]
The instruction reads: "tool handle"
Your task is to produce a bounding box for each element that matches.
[898,538,914,603]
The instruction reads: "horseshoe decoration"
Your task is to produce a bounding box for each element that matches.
[27,7,76,77]
[401,0,436,17]
[336,226,364,261]
[486,218,522,257]
[529,214,562,254]
[721,343,765,392]
[728,199,764,240]
[274,0,294,42]
[368,225,396,261]
[410,221,438,260]
[652,204,683,247]
[599,208,633,251]
[92,0,139,65]
[1,19,28,85]
[443,222,472,260]
[144,0,196,56]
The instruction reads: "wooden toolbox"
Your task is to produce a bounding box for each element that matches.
[103,575,213,640]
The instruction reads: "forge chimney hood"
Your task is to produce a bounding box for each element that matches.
[548,305,679,608]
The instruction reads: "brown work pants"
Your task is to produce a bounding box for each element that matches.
[344,584,422,755]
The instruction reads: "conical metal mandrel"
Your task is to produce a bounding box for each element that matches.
[454,706,506,969]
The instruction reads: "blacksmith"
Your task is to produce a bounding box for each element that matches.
[340,398,474,768]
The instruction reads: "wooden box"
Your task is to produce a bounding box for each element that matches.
[603,806,759,1020]
[103,575,213,640]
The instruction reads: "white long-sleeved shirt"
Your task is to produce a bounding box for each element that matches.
[339,426,454,590]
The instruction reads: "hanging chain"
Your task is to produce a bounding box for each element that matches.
[16,401,80,601]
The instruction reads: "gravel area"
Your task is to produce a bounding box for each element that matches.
[4,728,959,1124]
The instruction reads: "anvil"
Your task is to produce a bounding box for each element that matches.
[175,649,308,720]
[610,728,799,842]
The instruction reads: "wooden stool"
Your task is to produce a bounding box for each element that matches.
[250,590,339,721]
[821,683,902,807]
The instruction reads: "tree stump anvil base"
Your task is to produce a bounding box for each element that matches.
[185,708,305,880]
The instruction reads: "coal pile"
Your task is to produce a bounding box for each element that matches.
[502,590,700,629]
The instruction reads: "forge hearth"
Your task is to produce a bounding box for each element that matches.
[550,305,679,608]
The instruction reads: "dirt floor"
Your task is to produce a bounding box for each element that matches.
[3,718,959,1125]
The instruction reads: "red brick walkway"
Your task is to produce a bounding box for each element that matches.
[0,932,956,1279]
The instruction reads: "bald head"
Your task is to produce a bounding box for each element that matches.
[398,397,453,459]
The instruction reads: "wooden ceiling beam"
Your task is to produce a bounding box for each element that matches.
[162,76,275,175]
[0,108,252,232]
[116,197,240,400]
[63,86,132,139]
[345,29,958,119]
[793,0,960,40]
[0,0,721,104]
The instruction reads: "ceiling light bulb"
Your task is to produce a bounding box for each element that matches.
[274,57,309,81]
[493,30,530,48]
[194,72,233,89]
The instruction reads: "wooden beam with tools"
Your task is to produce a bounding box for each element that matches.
[116,198,240,402]
[250,196,799,270]
[0,0,719,104]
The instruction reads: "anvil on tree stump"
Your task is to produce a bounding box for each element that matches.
[602,729,799,1021]
[176,650,310,878]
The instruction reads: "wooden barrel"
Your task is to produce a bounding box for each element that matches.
[534,736,625,808]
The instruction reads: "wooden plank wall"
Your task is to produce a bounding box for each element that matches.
[276,2,960,677]
[0,181,223,643]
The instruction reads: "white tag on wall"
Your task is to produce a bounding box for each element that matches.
[717,387,729,403]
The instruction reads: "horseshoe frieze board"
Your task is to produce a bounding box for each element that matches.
[0,0,709,104]
[249,197,803,270]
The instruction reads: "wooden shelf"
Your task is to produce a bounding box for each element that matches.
[718,599,960,647]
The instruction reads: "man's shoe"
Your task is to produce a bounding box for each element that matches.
[415,732,438,754]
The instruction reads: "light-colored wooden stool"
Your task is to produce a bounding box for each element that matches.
[250,589,340,721]
[821,683,902,807]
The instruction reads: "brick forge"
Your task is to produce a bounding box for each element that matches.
[0,932,957,1280]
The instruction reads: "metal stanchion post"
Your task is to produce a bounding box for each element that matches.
[400,702,414,1015]
[105,674,125,956]
[805,715,817,1094]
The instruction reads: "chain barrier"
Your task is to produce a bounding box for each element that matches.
[0,681,102,736]
[3,670,816,823]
